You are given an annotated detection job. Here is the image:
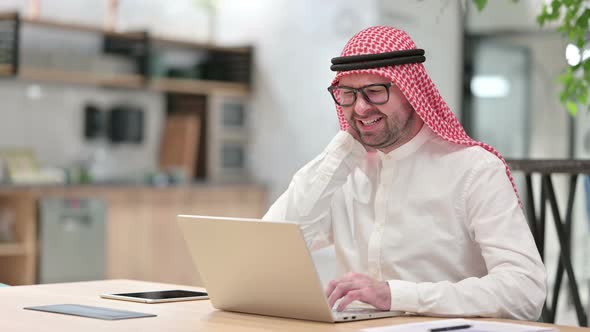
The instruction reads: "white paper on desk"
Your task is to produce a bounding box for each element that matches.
[361,318,557,332]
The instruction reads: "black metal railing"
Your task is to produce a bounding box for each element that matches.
[507,159,589,327]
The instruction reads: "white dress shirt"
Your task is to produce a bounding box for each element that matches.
[263,125,547,320]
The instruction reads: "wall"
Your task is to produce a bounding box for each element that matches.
[0,80,164,180]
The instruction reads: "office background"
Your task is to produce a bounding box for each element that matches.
[0,0,587,326]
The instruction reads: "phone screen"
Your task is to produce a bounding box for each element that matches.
[112,290,208,300]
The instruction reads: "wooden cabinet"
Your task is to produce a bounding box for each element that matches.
[0,185,266,286]
[0,193,36,285]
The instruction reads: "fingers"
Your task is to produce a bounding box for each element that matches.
[337,289,367,312]
[326,272,370,308]
[325,273,392,311]
[327,281,360,308]
[325,272,364,297]
[325,279,337,298]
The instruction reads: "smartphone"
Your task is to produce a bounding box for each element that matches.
[100,289,209,303]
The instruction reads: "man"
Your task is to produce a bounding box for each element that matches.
[263,26,546,320]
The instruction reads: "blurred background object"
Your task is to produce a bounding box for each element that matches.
[37,197,105,283]
[0,208,16,242]
[159,112,201,180]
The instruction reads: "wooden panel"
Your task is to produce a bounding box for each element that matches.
[159,113,201,178]
[0,64,14,76]
[148,189,202,286]
[15,194,36,285]
[0,193,36,285]
[104,186,266,286]
[0,243,26,256]
[150,78,249,96]
[0,256,28,285]
[0,12,17,20]
[105,190,153,282]
[133,187,266,286]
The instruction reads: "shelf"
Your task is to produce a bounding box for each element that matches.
[0,243,27,256]
[150,78,250,96]
[0,64,13,76]
[0,12,17,20]
[1,66,249,95]
[151,36,250,54]
[18,67,144,89]
[0,67,250,96]
[0,11,252,96]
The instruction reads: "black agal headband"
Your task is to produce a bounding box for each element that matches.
[330,49,425,72]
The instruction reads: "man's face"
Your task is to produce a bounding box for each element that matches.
[338,73,420,152]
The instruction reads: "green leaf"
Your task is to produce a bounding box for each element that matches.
[579,89,588,105]
[549,0,562,20]
[576,34,585,48]
[559,70,574,85]
[576,8,590,30]
[560,91,568,104]
[472,0,488,11]
[569,29,577,40]
[567,100,578,116]
[537,5,548,26]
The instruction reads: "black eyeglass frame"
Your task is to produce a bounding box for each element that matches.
[327,82,392,107]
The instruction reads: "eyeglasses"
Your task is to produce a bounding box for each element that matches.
[327,83,392,107]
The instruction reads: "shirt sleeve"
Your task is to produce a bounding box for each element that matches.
[263,131,365,251]
[387,157,547,321]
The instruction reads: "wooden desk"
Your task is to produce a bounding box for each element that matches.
[0,280,585,331]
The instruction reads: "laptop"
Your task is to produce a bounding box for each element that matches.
[176,215,405,322]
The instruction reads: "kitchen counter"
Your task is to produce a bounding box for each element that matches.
[0,183,267,286]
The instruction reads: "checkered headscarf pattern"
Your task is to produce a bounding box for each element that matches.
[331,26,521,203]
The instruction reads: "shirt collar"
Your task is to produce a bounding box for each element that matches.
[377,123,432,161]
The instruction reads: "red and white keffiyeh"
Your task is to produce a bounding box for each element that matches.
[331,26,520,203]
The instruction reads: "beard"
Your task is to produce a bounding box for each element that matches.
[350,109,417,151]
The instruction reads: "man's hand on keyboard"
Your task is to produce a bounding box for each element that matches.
[325,272,391,312]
